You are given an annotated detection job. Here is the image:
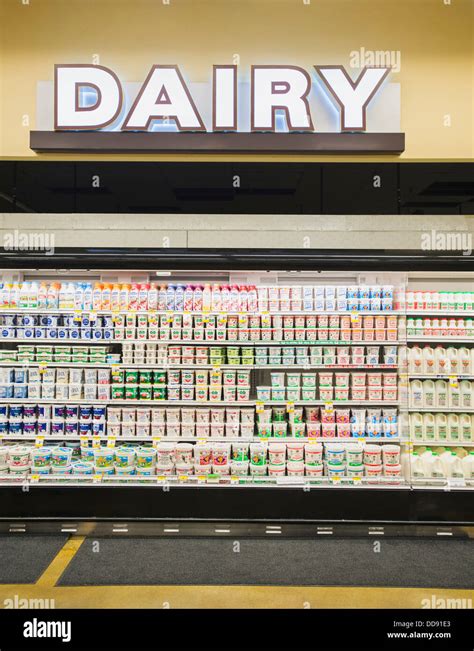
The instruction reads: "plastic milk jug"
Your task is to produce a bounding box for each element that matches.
[435,413,448,441]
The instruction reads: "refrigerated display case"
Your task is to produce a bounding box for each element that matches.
[0,250,472,526]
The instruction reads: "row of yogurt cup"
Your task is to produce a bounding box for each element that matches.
[0,441,402,479]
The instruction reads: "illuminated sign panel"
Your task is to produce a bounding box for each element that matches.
[30,63,404,153]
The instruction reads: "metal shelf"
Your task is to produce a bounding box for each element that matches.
[409,374,474,379]
[0,398,400,406]
[0,338,400,346]
[408,407,474,413]
[0,308,402,316]
[407,336,474,343]
[0,434,404,444]
[406,311,474,317]
[0,475,408,489]
[0,362,398,370]
[411,439,474,447]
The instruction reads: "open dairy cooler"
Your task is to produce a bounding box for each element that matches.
[0,249,472,527]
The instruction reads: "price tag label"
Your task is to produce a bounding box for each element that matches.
[212,363,221,371]
[211,370,221,379]
[92,439,101,449]
[230,476,240,485]
[449,375,459,388]
[30,474,40,484]
[38,362,48,374]
[256,401,265,414]
[107,437,116,448]
[93,474,102,483]
[197,438,208,444]
[352,476,362,484]
[197,475,207,484]
[350,311,360,324]
[324,401,334,412]
[449,478,465,489]
[178,475,188,482]
[331,476,341,484]
[152,438,161,448]
[89,311,97,323]
[286,401,295,414]
[35,436,44,448]
[238,315,247,326]
[156,475,166,482]
[259,437,269,442]
[80,436,89,447]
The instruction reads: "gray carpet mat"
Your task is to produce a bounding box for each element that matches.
[59,537,474,588]
[0,535,67,584]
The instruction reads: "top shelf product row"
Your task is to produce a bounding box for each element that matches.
[0,282,396,313]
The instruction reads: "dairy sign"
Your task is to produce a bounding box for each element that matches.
[30,63,404,153]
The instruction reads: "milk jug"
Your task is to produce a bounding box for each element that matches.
[447,413,460,442]
[422,413,435,440]
[408,346,423,375]
[410,452,426,480]
[435,380,448,409]
[430,452,445,479]
[460,380,473,409]
[435,346,449,374]
[447,453,464,480]
[422,380,435,409]
[422,346,435,375]
[410,413,423,440]
[440,450,454,477]
[410,380,423,408]
[460,414,473,442]
[458,347,471,375]
[448,382,461,409]
[447,347,459,374]
[462,452,474,480]
[435,413,448,441]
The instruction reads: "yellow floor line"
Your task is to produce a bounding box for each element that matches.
[0,583,471,610]
[35,536,85,588]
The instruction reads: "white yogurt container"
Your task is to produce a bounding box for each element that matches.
[325,442,345,464]
[382,444,400,465]
[230,460,249,476]
[287,441,304,462]
[304,442,323,464]
[363,444,382,465]
[305,463,324,477]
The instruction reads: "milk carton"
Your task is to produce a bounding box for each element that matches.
[410,380,423,408]
[422,380,435,409]
[459,380,472,409]
[408,346,423,375]
[410,413,423,440]
[435,413,448,441]
[435,380,448,409]
[458,347,471,375]
[460,414,472,442]
[447,413,460,442]
[422,413,435,440]
[422,346,435,375]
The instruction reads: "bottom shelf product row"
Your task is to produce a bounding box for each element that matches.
[1,440,404,480]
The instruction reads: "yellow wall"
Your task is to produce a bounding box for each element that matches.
[0,0,472,162]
